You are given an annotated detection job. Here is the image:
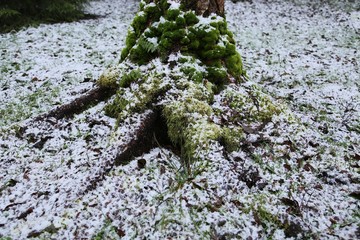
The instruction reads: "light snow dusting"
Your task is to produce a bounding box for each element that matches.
[0,0,359,239]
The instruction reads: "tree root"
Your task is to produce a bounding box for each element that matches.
[83,109,175,193]
[26,83,175,193]
[33,85,116,121]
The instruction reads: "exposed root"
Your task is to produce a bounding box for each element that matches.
[33,86,116,121]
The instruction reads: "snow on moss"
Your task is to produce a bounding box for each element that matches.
[0,0,359,239]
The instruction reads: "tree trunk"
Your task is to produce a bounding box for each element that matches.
[182,0,225,16]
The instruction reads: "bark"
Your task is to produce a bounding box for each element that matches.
[84,110,174,193]
[84,110,160,192]
[197,0,225,17]
[181,0,225,17]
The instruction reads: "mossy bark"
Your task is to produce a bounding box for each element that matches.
[97,0,281,164]
[34,0,282,171]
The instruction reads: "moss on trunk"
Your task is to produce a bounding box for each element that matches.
[98,0,283,161]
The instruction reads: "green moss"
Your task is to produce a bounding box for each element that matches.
[174,28,187,39]
[224,85,283,123]
[104,93,128,118]
[227,31,235,44]
[131,11,149,37]
[144,27,159,38]
[129,46,149,65]
[175,16,186,27]
[120,69,142,88]
[139,0,146,11]
[184,11,199,25]
[119,1,246,77]
[189,26,204,37]
[120,48,129,61]
[189,39,200,50]
[125,30,137,47]
[180,36,190,45]
[225,53,244,80]
[104,1,256,161]
[120,30,138,61]
[158,78,221,160]
[208,59,222,68]
[187,31,196,40]
[214,21,227,34]
[159,37,172,50]
[221,126,244,152]
[183,120,222,159]
[159,0,170,12]
[97,67,120,89]
[206,67,227,84]
[225,43,236,56]
[200,46,226,60]
[164,97,215,158]
[166,8,180,21]
[106,72,169,123]
[158,20,178,32]
[163,28,186,41]
[202,29,220,44]
[144,2,161,20]
[181,66,203,83]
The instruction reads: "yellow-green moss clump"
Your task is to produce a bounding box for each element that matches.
[219,83,283,123]
[98,67,120,89]
[101,0,283,160]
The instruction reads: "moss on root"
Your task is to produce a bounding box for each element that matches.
[97,67,120,89]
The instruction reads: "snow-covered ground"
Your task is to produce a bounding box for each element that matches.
[0,0,359,239]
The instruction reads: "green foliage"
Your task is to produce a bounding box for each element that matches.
[143,2,161,19]
[0,8,20,25]
[0,0,89,32]
[129,37,158,64]
[104,91,129,119]
[139,37,158,53]
[163,96,215,159]
[120,70,142,88]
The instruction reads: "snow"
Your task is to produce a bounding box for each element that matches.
[0,0,359,239]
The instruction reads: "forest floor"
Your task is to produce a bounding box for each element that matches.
[0,0,359,239]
